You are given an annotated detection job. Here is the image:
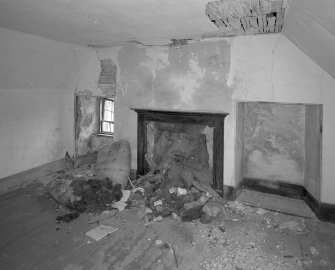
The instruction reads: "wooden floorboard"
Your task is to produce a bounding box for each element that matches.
[1,181,335,270]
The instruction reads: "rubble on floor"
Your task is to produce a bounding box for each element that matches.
[46,140,130,215]
[3,180,335,270]
[46,141,226,226]
[41,140,335,269]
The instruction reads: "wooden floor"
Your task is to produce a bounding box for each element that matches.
[0,183,196,270]
[1,182,335,270]
[0,183,98,270]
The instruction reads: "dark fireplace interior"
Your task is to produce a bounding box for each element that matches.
[132,108,228,192]
[146,121,212,185]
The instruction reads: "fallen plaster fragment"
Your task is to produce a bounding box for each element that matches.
[112,201,127,211]
[177,188,188,196]
[310,247,319,257]
[154,200,163,206]
[85,225,118,241]
[120,190,131,202]
[145,207,153,214]
[169,187,177,194]
[153,216,163,222]
[110,189,131,212]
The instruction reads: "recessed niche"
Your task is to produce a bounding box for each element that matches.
[235,101,322,200]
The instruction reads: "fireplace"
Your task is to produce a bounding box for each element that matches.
[131,108,228,192]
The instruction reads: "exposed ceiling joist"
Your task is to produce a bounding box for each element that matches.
[206,0,286,36]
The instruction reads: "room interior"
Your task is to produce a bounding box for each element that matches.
[1,0,335,269]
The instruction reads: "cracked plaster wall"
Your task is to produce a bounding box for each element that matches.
[76,34,335,204]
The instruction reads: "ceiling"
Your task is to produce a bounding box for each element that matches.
[0,0,334,77]
[282,0,335,79]
[0,0,218,46]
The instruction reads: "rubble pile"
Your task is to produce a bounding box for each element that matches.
[47,139,224,225]
[47,140,130,214]
[128,152,224,224]
[47,171,123,214]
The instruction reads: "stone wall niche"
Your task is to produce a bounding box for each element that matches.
[236,101,322,201]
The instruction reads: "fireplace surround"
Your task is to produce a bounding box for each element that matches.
[131,108,228,192]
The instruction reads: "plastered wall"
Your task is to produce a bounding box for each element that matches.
[76,33,335,204]
[2,28,333,203]
[74,54,117,156]
[233,35,335,204]
[0,28,91,179]
[304,105,322,200]
[243,102,306,185]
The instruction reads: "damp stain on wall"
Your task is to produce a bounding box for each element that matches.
[243,102,305,184]
[116,40,232,168]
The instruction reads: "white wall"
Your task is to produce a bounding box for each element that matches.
[64,32,335,204]
[232,34,335,204]
[0,28,92,179]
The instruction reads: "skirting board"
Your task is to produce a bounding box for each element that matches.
[0,159,64,195]
[237,178,335,223]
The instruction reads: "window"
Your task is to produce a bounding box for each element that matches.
[99,98,114,135]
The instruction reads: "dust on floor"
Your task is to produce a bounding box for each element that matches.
[0,183,334,270]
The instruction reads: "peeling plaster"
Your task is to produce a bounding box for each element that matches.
[140,47,170,79]
[71,34,335,203]
[243,102,305,184]
[74,48,119,156]
[170,58,205,105]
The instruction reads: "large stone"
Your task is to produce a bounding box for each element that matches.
[181,198,206,222]
[183,200,203,210]
[94,140,131,188]
[181,205,203,222]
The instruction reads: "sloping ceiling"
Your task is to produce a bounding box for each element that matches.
[0,0,334,78]
[0,0,217,46]
[283,0,335,79]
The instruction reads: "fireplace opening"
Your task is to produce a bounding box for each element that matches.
[132,108,228,193]
[146,121,213,185]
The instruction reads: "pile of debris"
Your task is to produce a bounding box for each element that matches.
[47,140,224,225]
[47,140,130,215]
[128,151,224,224]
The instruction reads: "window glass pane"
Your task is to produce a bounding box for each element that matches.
[104,110,112,121]
[102,122,111,132]
[100,98,114,134]
[105,100,113,111]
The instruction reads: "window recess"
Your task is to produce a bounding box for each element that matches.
[99,98,114,135]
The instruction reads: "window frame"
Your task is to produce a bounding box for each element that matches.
[99,97,115,136]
